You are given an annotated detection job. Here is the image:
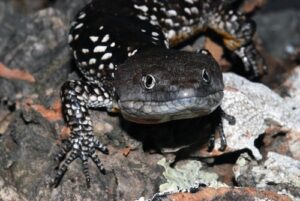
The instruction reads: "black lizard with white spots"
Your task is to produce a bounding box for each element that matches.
[52,0,263,187]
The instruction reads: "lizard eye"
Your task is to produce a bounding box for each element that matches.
[142,74,156,89]
[202,69,210,84]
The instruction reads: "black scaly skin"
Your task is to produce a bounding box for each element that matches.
[53,0,262,187]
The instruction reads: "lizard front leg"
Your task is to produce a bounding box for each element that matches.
[207,5,267,79]
[207,106,236,151]
[52,80,112,188]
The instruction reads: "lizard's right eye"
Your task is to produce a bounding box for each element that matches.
[202,69,211,84]
[142,74,156,89]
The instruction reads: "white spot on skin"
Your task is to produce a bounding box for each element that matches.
[128,49,138,57]
[98,96,103,102]
[73,143,79,150]
[89,69,95,74]
[160,7,166,12]
[98,64,104,70]
[134,4,149,12]
[67,109,73,116]
[78,12,86,19]
[82,48,89,54]
[191,7,199,15]
[164,40,169,48]
[90,95,97,101]
[73,51,77,60]
[109,63,114,69]
[89,36,99,42]
[104,99,111,105]
[101,53,112,60]
[75,34,79,40]
[150,20,159,26]
[104,93,109,98]
[164,19,174,26]
[167,10,177,16]
[152,32,159,36]
[76,112,83,118]
[68,34,73,43]
[132,49,138,55]
[89,58,97,65]
[99,26,104,30]
[184,0,194,4]
[75,86,82,93]
[167,30,176,38]
[101,34,110,43]
[184,8,191,15]
[75,23,84,29]
[137,15,148,20]
[110,42,116,47]
[94,46,107,53]
[81,61,87,66]
[94,88,100,95]
[70,21,77,27]
[71,104,78,110]
[231,15,238,22]
[150,15,157,20]
[141,29,146,32]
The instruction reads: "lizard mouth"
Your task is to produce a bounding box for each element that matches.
[119,90,224,124]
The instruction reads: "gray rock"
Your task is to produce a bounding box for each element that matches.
[233,152,300,201]
[255,10,300,59]
[221,72,300,159]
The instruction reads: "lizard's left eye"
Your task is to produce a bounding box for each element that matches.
[202,69,211,84]
[142,74,156,89]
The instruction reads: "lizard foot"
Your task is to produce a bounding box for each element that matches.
[52,132,108,188]
[208,107,236,152]
[235,43,267,80]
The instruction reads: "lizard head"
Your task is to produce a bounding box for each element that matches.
[114,48,224,124]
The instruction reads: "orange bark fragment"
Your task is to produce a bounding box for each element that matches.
[30,99,62,122]
[204,38,230,70]
[204,37,224,64]
[0,63,35,83]
[122,146,132,157]
[170,187,292,201]
[60,126,71,139]
[242,0,266,13]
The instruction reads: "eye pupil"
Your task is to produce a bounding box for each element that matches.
[143,74,156,89]
[202,69,210,83]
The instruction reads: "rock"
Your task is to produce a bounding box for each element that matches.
[209,72,299,160]
[255,10,300,59]
[0,6,70,105]
[283,67,300,160]
[0,176,28,201]
[233,152,300,201]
